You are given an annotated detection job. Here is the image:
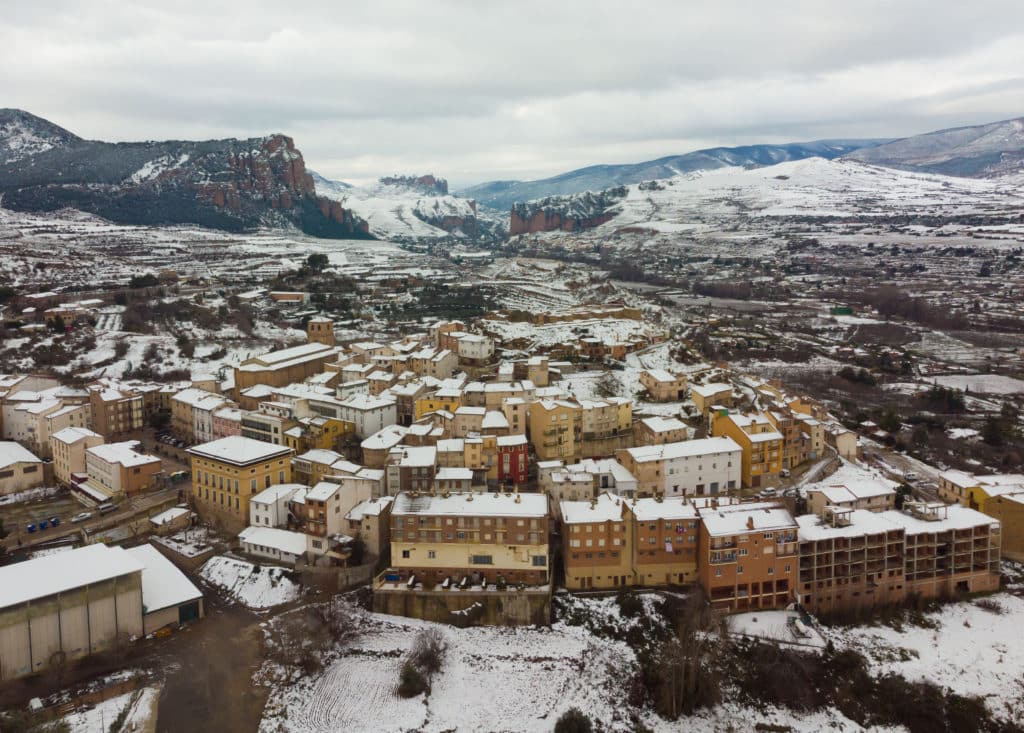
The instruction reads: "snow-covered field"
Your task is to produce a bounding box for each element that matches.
[199,556,301,610]
[929,373,1024,395]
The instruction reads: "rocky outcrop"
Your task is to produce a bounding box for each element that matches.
[508,187,626,235]
[0,110,372,239]
[380,174,448,195]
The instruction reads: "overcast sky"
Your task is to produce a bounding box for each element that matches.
[5,1,1024,188]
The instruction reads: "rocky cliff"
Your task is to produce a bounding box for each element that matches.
[508,187,627,235]
[0,110,371,238]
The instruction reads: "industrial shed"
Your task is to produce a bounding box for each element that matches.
[126,544,204,634]
[0,544,144,680]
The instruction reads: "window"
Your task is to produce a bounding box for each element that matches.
[470,554,493,565]
[532,555,547,566]
[428,550,436,559]
[402,550,410,559]
[737,565,744,574]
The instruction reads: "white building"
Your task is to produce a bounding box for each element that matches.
[0,441,44,496]
[619,437,742,498]
[249,483,306,527]
[238,526,308,564]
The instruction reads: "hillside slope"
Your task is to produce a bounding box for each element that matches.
[845,117,1024,177]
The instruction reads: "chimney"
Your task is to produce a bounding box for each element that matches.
[746,516,755,530]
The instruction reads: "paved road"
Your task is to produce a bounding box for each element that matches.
[1,487,183,554]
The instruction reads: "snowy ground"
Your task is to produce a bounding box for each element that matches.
[256,595,923,733]
[60,686,159,733]
[199,555,301,610]
[928,373,1024,395]
[823,593,1024,724]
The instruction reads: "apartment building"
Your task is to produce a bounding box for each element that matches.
[345,496,394,565]
[389,491,549,586]
[698,503,799,612]
[561,493,631,590]
[385,446,438,494]
[240,402,297,446]
[212,407,243,439]
[616,437,741,498]
[578,398,633,457]
[639,369,688,402]
[881,502,1001,598]
[50,426,103,486]
[171,388,230,443]
[408,347,458,380]
[188,436,294,531]
[84,441,162,498]
[332,393,398,439]
[496,434,529,485]
[711,412,783,488]
[796,506,906,615]
[628,497,702,587]
[88,385,143,439]
[291,448,345,485]
[765,409,809,470]
[249,483,306,527]
[529,399,580,462]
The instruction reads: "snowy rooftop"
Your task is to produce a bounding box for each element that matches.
[389,445,437,467]
[252,483,306,505]
[126,544,203,613]
[796,509,900,541]
[87,441,160,468]
[362,424,409,450]
[306,481,341,502]
[643,368,682,383]
[0,544,144,609]
[239,526,309,556]
[188,436,292,465]
[149,506,191,526]
[630,496,700,521]
[806,480,896,503]
[496,434,528,447]
[346,496,394,521]
[701,505,797,537]
[879,505,1000,534]
[393,490,547,518]
[625,437,741,463]
[49,426,101,445]
[639,416,687,432]
[561,492,625,524]
[436,467,473,481]
[689,382,733,397]
[296,448,344,465]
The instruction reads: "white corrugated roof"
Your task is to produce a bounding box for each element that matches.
[126,544,202,613]
[0,544,144,609]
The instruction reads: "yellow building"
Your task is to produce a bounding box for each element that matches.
[389,491,550,586]
[938,470,1024,563]
[981,492,1024,562]
[689,383,733,420]
[282,416,354,454]
[711,411,783,488]
[414,390,462,421]
[187,436,294,531]
[529,399,581,462]
[560,493,632,590]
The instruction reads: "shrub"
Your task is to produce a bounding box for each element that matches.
[554,707,593,733]
[616,590,644,619]
[397,660,428,698]
[410,628,447,678]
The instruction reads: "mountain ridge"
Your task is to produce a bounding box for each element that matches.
[460,139,889,210]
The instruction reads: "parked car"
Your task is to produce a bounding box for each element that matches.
[779,468,791,478]
[49,516,60,527]
[26,523,37,533]
[98,502,119,514]
[71,511,93,523]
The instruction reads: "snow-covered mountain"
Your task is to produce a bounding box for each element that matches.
[0,108,81,165]
[507,157,1024,237]
[845,117,1024,177]
[461,139,887,211]
[311,171,505,241]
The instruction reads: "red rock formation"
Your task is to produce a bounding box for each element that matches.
[508,209,616,235]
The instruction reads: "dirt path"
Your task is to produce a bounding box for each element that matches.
[156,600,270,733]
